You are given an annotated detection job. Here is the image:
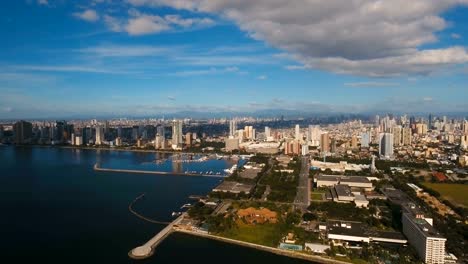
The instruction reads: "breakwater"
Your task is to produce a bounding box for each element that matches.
[93,163,225,178]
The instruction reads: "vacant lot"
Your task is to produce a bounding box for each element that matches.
[423,183,468,208]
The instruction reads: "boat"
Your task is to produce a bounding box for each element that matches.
[180,203,191,209]
[172,212,182,217]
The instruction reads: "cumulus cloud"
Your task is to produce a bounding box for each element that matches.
[38,0,48,5]
[451,33,461,39]
[73,9,100,22]
[126,0,468,76]
[257,75,267,80]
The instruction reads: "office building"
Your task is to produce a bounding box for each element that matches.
[379,133,393,159]
[461,134,468,150]
[172,120,183,149]
[402,205,446,264]
[95,126,104,145]
[14,120,33,144]
[320,133,330,153]
[115,137,122,147]
[244,126,254,140]
[265,126,271,138]
[301,144,309,156]
[229,119,237,137]
[416,123,428,135]
[351,135,358,149]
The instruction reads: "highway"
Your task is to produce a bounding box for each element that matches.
[294,156,311,212]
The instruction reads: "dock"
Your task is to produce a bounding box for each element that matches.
[93,163,225,178]
[129,213,187,259]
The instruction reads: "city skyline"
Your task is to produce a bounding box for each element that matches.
[1,1,468,119]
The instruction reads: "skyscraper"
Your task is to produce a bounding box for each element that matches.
[172,120,183,148]
[14,120,33,144]
[185,132,192,146]
[295,124,300,141]
[95,126,104,145]
[229,119,237,137]
[428,114,433,130]
[379,133,394,159]
[320,133,330,153]
[265,126,271,138]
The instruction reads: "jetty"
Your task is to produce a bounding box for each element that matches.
[93,163,225,178]
[129,213,186,259]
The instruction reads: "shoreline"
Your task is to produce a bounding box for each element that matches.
[11,144,224,155]
[173,228,350,264]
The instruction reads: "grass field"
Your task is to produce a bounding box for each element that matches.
[310,193,323,201]
[222,222,283,247]
[423,183,468,207]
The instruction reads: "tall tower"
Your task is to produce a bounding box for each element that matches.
[14,121,33,144]
[295,124,300,141]
[172,120,183,148]
[379,133,394,159]
[229,119,237,137]
[95,126,104,145]
[320,133,330,154]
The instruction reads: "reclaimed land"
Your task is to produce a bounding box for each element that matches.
[423,183,468,207]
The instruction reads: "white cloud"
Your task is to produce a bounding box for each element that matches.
[423,97,433,101]
[451,33,461,39]
[285,65,307,70]
[75,45,170,57]
[73,9,100,22]
[104,15,123,32]
[257,75,267,80]
[38,0,48,5]
[125,15,169,35]
[344,82,399,87]
[127,0,468,77]
[168,66,239,76]
[167,96,176,101]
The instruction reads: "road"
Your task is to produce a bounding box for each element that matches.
[294,156,311,212]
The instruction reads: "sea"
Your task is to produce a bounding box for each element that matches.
[0,146,314,264]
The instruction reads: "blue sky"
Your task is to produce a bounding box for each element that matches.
[1,0,468,119]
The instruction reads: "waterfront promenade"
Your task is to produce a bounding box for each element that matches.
[93,163,225,178]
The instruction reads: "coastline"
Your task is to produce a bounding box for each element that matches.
[173,228,350,264]
[12,143,222,155]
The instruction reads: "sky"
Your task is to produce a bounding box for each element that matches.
[1,0,468,119]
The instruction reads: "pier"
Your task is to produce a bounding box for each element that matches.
[93,163,225,178]
[129,213,186,259]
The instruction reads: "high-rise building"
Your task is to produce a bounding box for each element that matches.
[416,123,428,135]
[330,138,337,153]
[265,126,271,138]
[462,120,468,134]
[461,135,468,150]
[301,144,309,156]
[75,135,83,146]
[14,120,33,144]
[402,205,446,264]
[402,127,412,146]
[428,114,433,129]
[320,133,330,153]
[225,138,239,151]
[393,126,402,146]
[185,132,192,146]
[115,137,122,147]
[95,126,104,145]
[71,133,76,145]
[285,139,300,155]
[0,125,4,140]
[360,132,370,148]
[172,120,183,149]
[379,133,394,159]
[229,119,237,137]
[244,126,254,140]
[295,124,301,141]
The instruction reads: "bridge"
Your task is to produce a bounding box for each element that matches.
[93,163,225,178]
[129,213,186,259]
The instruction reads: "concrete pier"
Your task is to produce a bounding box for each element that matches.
[129,213,186,259]
[93,163,225,178]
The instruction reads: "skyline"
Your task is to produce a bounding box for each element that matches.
[1,1,468,119]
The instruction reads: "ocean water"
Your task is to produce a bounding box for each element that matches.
[0,146,312,264]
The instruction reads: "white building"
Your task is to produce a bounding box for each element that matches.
[379,132,394,159]
[402,205,446,264]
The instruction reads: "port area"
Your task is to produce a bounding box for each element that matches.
[128,213,187,259]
